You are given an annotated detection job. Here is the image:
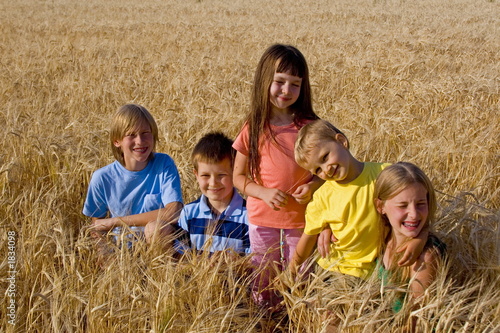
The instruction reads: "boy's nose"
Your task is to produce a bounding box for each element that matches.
[318,166,327,179]
[136,133,147,144]
[320,164,330,178]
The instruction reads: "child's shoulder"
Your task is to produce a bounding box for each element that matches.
[365,161,391,171]
[181,196,205,218]
[148,153,180,173]
[184,195,204,210]
[91,160,123,179]
[413,234,446,270]
[425,234,447,258]
[150,152,175,164]
[233,190,247,211]
[361,162,392,180]
[416,246,441,272]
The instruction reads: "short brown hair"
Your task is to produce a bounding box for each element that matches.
[191,132,235,171]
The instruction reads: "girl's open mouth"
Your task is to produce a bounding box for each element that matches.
[403,221,420,229]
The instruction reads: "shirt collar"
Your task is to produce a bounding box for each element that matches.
[199,190,244,217]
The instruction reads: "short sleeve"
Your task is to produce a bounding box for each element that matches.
[158,155,183,205]
[304,195,327,235]
[233,124,249,156]
[177,207,189,232]
[82,171,108,218]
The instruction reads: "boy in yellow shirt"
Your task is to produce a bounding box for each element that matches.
[291,119,427,279]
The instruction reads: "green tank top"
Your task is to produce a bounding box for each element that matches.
[377,234,446,313]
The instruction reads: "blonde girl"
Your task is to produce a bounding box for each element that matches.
[233,44,323,309]
[374,162,446,331]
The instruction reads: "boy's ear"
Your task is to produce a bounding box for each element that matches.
[335,133,349,149]
[113,140,121,148]
[193,168,198,177]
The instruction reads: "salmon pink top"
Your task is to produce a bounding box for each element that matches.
[233,121,313,229]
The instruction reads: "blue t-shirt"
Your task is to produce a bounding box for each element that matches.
[83,153,183,241]
[177,190,250,254]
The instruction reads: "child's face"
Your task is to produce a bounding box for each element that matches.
[269,72,302,111]
[302,135,354,183]
[194,158,234,207]
[114,120,154,171]
[379,183,429,240]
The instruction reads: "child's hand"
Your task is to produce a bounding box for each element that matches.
[396,245,415,266]
[261,187,288,210]
[396,239,424,267]
[397,228,429,266]
[289,259,299,276]
[317,228,337,258]
[90,218,115,232]
[291,184,313,204]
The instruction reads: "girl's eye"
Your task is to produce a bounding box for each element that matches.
[322,153,328,162]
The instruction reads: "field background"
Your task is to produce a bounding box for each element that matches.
[0,0,499,332]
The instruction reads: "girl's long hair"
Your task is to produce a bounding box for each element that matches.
[246,44,318,183]
[374,162,437,283]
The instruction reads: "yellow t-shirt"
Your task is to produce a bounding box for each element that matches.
[305,162,391,278]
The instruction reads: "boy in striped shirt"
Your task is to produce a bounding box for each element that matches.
[177,132,250,254]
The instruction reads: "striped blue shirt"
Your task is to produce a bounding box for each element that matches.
[177,190,250,254]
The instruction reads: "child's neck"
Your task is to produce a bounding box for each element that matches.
[209,202,229,217]
[383,236,398,268]
[208,192,233,216]
[270,108,294,126]
[124,160,149,172]
[383,232,410,268]
[390,228,412,248]
[337,159,365,184]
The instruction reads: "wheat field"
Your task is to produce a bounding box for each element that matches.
[0,0,499,332]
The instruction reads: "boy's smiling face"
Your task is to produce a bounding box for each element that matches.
[114,120,154,171]
[303,134,361,184]
[194,158,234,213]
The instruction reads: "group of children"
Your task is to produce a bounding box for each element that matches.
[83,44,445,328]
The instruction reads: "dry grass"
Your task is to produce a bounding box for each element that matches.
[1,0,499,332]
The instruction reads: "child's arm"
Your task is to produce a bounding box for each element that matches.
[407,248,440,331]
[397,226,429,266]
[90,201,183,231]
[290,232,318,274]
[291,176,324,204]
[316,228,338,258]
[409,248,439,300]
[293,177,334,258]
[233,151,288,210]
